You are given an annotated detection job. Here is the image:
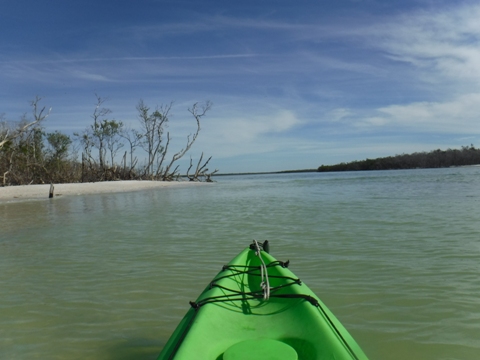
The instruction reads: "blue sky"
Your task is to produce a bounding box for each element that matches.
[2,0,480,173]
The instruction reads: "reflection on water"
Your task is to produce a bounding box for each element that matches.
[1,168,480,359]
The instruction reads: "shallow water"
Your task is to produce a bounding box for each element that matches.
[1,168,480,359]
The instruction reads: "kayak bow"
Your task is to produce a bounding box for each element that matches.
[157,240,369,360]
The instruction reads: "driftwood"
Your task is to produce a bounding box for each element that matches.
[187,153,218,182]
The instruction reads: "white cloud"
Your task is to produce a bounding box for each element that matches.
[359,116,389,127]
[213,109,300,142]
[193,109,302,158]
[370,4,480,83]
[71,70,111,82]
[328,108,352,122]
[360,93,480,133]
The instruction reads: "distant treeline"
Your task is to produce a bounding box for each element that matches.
[318,145,480,172]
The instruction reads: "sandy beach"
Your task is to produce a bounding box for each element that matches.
[0,180,203,203]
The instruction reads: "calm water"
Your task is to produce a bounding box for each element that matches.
[1,168,480,359]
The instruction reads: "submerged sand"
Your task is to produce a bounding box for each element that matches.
[0,180,202,203]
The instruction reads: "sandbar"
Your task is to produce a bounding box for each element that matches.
[0,180,203,203]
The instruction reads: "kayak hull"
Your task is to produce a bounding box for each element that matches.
[157,242,369,360]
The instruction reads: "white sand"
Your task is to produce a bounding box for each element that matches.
[0,180,203,203]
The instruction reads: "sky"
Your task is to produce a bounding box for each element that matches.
[2,0,480,173]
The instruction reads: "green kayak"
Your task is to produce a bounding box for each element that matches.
[157,241,369,360]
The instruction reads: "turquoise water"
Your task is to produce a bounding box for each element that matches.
[1,168,480,359]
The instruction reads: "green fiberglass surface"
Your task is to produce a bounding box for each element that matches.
[157,242,369,360]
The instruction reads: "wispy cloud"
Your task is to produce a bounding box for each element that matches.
[71,70,112,82]
[0,54,258,65]
[193,109,302,157]
[366,4,480,84]
[0,53,260,87]
[307,3,480,139]
[125,15,315,38]
[366,93,480,134]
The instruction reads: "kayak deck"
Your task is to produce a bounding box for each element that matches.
[157,241,369,360]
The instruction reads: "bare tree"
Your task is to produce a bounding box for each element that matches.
[161,101,212,180]
[103,120,124,166]
[119,126,142,171]
[0,97,51,150]
[136,100,173,177]
[91,94,113,169]
[1,97,52,185]
[75,94,125,181]
[0,114,10,152]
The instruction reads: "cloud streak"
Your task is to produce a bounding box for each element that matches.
[367,93,480,133]
[367,4,480,84]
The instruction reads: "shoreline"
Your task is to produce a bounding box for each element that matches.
[0,180,204,203]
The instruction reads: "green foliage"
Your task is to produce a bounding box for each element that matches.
[47,131,72,161]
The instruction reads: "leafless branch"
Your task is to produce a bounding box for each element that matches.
[162,101,212,180]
